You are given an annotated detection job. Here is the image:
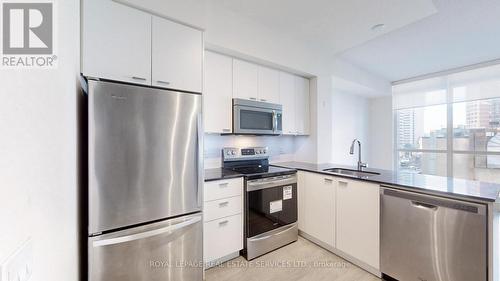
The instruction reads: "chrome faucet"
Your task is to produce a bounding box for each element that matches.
[350,139,367,171]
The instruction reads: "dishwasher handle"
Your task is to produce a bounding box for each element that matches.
[381,187,486,215]
[411,200,438,211]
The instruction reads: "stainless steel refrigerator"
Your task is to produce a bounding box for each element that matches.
[86,79,203,281]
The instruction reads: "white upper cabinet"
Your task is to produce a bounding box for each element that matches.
[258,66,280,103]
[152,16,203,93]
[204,54,310,135]
[295,76,310,135]
[204,51,233,134]
[336,179,380,270]
[82,0,151,85]
[280,73,310,135]
[82,0,203,93]
[279,72,296,135]
[233,59,259,101]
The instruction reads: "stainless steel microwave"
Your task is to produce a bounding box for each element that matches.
[233,98,282,135]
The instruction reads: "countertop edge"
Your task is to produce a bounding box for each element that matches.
[204,174,244,182]
[271,163,499,203]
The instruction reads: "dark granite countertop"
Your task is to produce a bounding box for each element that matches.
[271,161,500,203]
[204,168,243,182]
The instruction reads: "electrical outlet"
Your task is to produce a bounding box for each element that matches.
[0,239,33,281]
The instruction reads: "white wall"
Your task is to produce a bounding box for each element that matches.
[368,96,394,170]
[331,91,370,166]
[331,57,391,96]
[0,1,80,281]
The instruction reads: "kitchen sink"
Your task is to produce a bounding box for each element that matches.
[323,168,380,178]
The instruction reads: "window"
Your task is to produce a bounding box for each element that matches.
[393,64,500,183]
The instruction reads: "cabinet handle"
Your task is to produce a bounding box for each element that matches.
[222,128,231,132]
[249,97,257,100]
[219,201,229,207]
[219,182,229,187]
[218,220,229,226]
[131,76,147,81]
[338,180,348,185]
[157,80,170,85]
[324,178,333,182]
[260,99,267,102]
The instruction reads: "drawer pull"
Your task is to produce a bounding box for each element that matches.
[338,180,348,185]
[218,220,229,226]
[222,128,231,132]
[219,201,229,207]
[324,178,333,182]
[131,76,147,81]
[157,80,170,85]
[219,182,229,187]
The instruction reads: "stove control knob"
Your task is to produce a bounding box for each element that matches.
[226,150,231,155]
[231,151,236,155]
[263,149,267,154]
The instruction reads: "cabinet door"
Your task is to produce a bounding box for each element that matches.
[233,59,259,101]
[336,179,380,269]
[204,214,243,263]
[279,72,296,135]
[258,66,280,103]
[152,16,203,93]
[295,76,310,135]
[303,172,335,247]
[204,51,233,133]
[82,0,151,85]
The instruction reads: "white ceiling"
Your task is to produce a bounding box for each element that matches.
[213,0,437,55]
[339,0,500,82]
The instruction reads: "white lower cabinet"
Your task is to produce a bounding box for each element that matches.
[203,178,243,267]
[298,171,380,272]
[336,179,380,270]
[204,214,243,263]
[300,171,335,247]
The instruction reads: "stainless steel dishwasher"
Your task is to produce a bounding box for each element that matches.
[380,187,487,281]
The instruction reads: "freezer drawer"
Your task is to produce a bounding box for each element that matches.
[381,187,487,281]
[88,80,202,234]
[89,213,202,281]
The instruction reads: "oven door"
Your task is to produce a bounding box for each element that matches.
[234,105,282,135]
[245,174,297,238]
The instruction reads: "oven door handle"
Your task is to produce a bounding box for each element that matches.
[248,224,296,242]
[247,176,297,192]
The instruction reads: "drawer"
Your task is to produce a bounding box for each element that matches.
[203,214,243,263]
[204,196,242,222]
[204,178,243,202]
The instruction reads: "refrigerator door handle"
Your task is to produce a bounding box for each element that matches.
[197,113,203,208]
[92,216,201,247]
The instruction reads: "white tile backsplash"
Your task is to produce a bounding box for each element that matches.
[204,134,297,169]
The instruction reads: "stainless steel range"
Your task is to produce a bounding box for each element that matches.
[222,147,298,260]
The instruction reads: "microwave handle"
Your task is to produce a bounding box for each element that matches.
[272,110,277,132]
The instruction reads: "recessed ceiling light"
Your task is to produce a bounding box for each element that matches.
[371,23,385,31]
